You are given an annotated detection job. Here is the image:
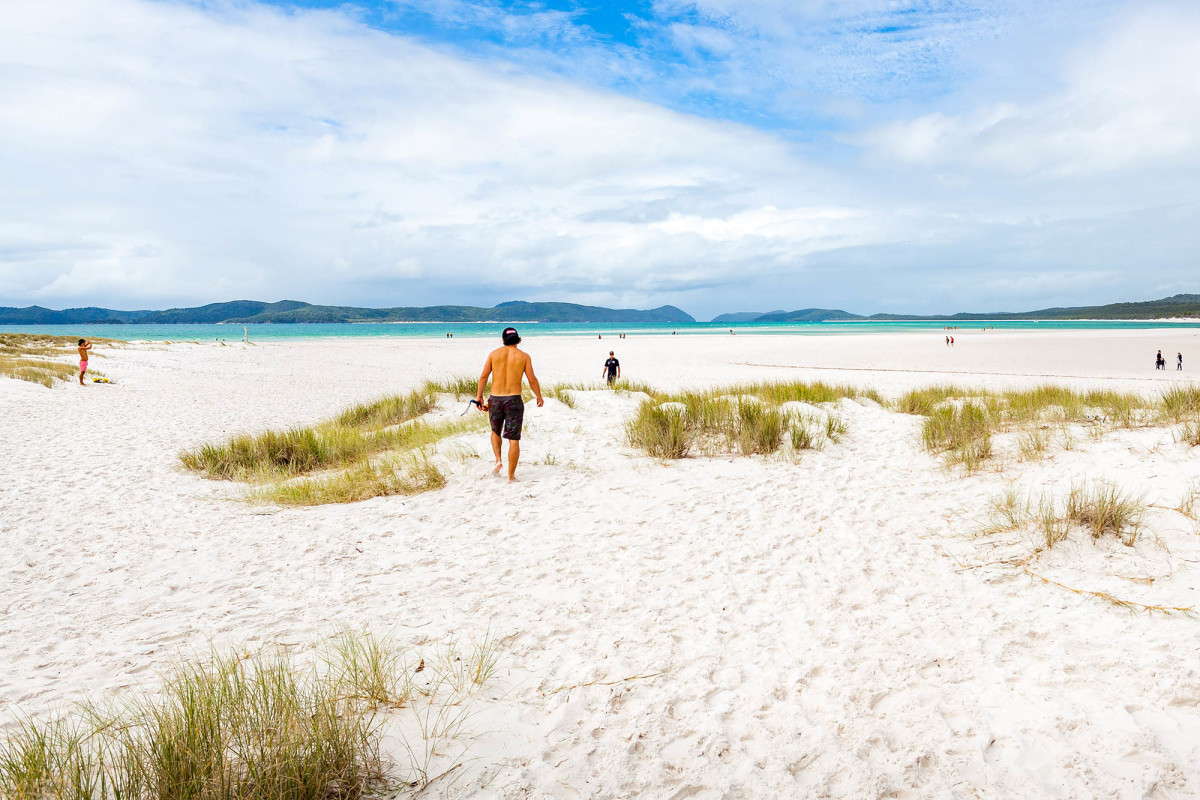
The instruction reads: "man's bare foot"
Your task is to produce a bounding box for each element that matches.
[492,460,503,476]
[507,476,517,483]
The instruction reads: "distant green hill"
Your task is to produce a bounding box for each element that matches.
[710,310,786,323]
[0,305,148,324]
[712,294,1200,323]
[925,293,1200,321]
[0,300,696,325]
[5,294,1198,326]
[754,308,863,323]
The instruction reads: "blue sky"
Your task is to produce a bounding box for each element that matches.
[1,0,1198,318]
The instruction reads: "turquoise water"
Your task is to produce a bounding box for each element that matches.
[4,319,1198,342]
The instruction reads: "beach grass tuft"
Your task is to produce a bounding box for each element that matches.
[261,455,447,506]
[901,384,1155,468]
[0,632,502,800]
[423,375,481,398]
[626,403,695,458]
[1065,481,1146,545]
[823,413,848,444]
[335,388,436,429]
[983,480,1146,551]
[922,402,993,470]
[181,385,483,504]
[625,380,869,458]
[610,378,659,396]
[986,488,1027,532]
[896,384,964,416]
[790,418,818,451]
[1179,419,1200,447]
[0,356,79,387]
[735,400,786,455]
[545,381,602,408]
[1160,385,1200,423]
[1177,481,1200,520]
[1017,428,1051,460]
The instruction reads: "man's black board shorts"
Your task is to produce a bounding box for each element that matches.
[489,395,525,440]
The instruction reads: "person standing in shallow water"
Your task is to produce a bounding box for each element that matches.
[476,327,543,483]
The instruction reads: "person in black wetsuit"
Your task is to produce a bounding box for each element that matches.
[602,351,621,385]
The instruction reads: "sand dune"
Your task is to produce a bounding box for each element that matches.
[3,329,1200,797]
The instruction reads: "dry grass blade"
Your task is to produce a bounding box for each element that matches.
[544,670,669,695]
[1023,568,1196,617]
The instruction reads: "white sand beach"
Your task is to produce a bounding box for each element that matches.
[4,328,1200,798]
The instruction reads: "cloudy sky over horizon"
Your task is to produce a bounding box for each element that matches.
[2,0,1198,319]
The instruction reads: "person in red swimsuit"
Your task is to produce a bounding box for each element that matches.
[77,339,92,385]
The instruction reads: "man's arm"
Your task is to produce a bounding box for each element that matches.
[476,354,492,403]
[524,356,544,407]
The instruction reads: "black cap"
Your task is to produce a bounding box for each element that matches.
[502,327,520,345]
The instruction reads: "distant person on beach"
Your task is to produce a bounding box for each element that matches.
[476,327,543,483]
[603,351,621,385]
[1156,350,1164,370]
[77,339,92,385]
[1179,352,1184,371]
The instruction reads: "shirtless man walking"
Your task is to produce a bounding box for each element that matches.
[476,327,544,483]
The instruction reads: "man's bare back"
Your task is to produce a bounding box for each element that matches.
[485,345,533,396]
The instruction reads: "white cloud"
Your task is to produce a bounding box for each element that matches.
[860,7,1200,176]
[0,0,888,314]
[0,0,1198,318]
